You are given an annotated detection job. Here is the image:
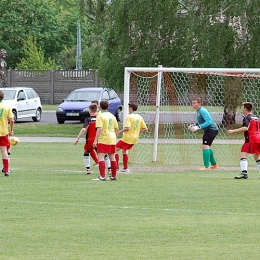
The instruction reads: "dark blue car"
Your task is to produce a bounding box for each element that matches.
[56,87,122,124]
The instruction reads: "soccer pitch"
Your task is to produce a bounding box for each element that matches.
[1,142,260,260]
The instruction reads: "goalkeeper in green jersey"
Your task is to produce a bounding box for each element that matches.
[188,98,219,170]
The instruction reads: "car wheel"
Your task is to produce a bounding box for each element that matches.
[32,108,42,122]
[115,108,122,121]
[57,119,65,124]
[12,111,17,122]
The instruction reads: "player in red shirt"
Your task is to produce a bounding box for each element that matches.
[227,102,260,179]
[74,104,99,174]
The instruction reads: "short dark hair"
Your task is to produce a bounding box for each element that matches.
[100,100,109,110]
[242,102,253,112]
[0,90,4,101]
[89,104,97,113]
[128,103,138,111]
[192,98,202,104]
[91,100,99,106]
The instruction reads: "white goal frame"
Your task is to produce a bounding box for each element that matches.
[123,67,260,166]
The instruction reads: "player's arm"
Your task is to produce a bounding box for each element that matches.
[140,128,148,133]
[199,110,213,129]
[74,127,88,145]
[118,115,130,135]
[140,120,148,133]
[226,126,248,134]
[9,119,14,136]
[8,109,14,136]
[115,127,119,136]
[118,127,130,135]
[93,127,102,147]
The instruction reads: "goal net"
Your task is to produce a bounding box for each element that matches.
[123,67,260,167]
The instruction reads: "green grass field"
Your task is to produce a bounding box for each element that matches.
[1,142,260,259]
[42,104,231,112]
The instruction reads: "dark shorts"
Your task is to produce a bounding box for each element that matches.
[202,130,218,146]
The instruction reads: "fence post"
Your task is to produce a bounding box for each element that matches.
[94,70,98,87]
[50,70,54,104]
[7,69,11,87]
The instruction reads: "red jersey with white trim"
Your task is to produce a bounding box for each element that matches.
[83,115,96,144]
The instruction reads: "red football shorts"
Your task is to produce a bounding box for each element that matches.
[84,140,95,152]
[84,142,95,153]
[241,142,260,154]
[0,135,10,146]
[116,140,134,151]
[97,143,116,154]
[249,143,260,154]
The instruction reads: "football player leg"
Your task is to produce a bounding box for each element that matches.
[83,143,92,174]
[122,149,129,171]
[104,154,111,174]
[200,130,218,170]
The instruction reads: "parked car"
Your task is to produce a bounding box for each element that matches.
[56,87,122,124]
[0,87,42,122]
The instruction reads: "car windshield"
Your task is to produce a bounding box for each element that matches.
[2,90,16,100]
[66,91,100,102]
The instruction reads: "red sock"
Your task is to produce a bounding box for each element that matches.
[3,159,8,173]
[98,161,106,178]
[90,149,98,164]
[110,161,117,178]
[115,153,119,169]
[123,154,128,169]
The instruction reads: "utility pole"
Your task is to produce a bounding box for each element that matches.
[76,0,82,70]
[76,22,82,70]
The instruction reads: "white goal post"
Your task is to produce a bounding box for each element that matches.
[123,67,260,167]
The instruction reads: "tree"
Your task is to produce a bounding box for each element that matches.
[78,0,260,127]
[97,0,183,89]
[55,0,97,69]
[81,0,260,93]
[16,35,55,70]
[0,0,76,68]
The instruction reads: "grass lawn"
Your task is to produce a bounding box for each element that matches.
[1,142,260,259]
[14,122,244,139]
[42,105,230,112]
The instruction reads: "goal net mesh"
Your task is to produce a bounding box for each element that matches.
[124,69,260,167]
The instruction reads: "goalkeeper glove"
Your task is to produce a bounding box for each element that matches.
[193,125,201,131]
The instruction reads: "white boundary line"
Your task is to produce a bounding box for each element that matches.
[0,198,259,216]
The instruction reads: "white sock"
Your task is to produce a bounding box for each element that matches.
[240,158,248,173]
[104,154,111,168]
[256,160,260,174]
[83,154,90,168]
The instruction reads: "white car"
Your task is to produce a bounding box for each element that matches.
[0,87,42,122]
